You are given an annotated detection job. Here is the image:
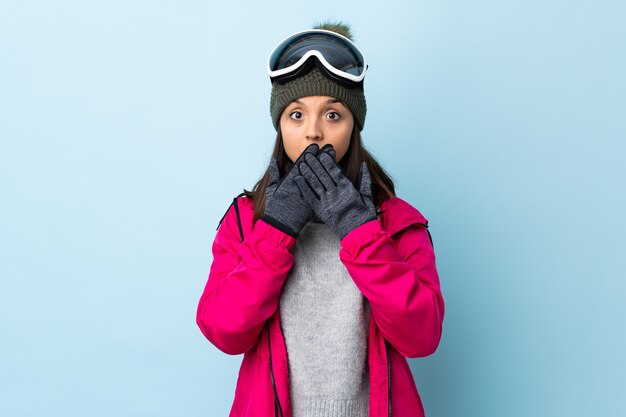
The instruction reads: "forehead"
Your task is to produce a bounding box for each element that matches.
[287,96,345,107]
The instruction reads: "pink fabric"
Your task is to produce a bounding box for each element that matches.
[197,195,445,417]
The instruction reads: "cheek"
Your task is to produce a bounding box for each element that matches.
[280,130,300,162]
[333,135,352,161]
[340,127,353,149]
[282,142,299,163]
[336,117,354,158]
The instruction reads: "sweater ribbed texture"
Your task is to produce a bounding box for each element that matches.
[279,219,370,417]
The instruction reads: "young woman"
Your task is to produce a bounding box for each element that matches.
[196,22,445,417]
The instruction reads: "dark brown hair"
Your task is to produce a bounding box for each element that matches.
[243,124,396,223]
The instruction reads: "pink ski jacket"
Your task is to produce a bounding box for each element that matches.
[196,193,445,417]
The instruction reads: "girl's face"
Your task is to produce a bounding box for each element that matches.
[280,95,354,164]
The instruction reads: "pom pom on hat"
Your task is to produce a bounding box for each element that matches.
[311,20,354,40]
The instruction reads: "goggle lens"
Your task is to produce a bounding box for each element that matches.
[268,31,366,83]
[271,34,364,75]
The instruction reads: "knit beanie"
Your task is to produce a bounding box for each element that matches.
[269,24,367,131]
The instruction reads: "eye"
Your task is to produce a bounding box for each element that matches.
[327,111,341,120]
[289,111,303,120]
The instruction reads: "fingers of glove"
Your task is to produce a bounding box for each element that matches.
[302,152,336,190]
[320,144,336,160]
[284,143,320,180]
[318,149,350,187]
[294,175,319,206]
[358,161,373,198]
[302,143,320,157]
[281,143,320,183]
[295,143,320,167]
[297,157,326,193]
[268,156,280,186]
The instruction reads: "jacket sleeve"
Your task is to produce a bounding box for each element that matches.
[196,201,297,355]
[339,219,445,358]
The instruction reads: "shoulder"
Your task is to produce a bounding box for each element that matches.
[215,193,253,229]
[378,196,429,236]
[215,193,254,241]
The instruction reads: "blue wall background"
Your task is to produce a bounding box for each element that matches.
[1,1,624,416]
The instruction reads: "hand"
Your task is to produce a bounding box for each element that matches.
[261,143,319,237]
[294,144,377,239]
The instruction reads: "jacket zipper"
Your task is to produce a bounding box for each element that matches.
[386,340,392,417]
[267,322,283,417]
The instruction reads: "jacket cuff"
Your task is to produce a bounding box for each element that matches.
[254,219,298,251]
[340,219,385,251]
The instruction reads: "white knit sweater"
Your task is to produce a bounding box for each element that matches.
[279,219,371,417]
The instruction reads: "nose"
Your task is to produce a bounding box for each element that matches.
[305,118,322,141]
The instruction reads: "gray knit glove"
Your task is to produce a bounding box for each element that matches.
[294,144,377,240]
[260,143,320,237]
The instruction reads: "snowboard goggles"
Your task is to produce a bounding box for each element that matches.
[267,29,368,88]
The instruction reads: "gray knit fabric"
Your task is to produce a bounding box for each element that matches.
[279,220,370,417]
